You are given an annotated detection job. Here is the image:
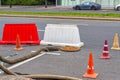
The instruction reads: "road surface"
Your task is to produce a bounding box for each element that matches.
[0,17,120,80]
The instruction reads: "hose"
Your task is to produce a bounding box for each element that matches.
[23,74,82,80]
[0,47,82,80]
[0,64,17,75]
[0,61,82,80]
[0,48,48,64]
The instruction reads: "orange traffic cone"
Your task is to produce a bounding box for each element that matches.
[100,40,110,59]
[14,34,23,50]
[83,52,98,78]
[111,33,120,50]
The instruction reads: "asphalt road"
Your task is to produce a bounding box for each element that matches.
[0,6,120,14]
[0,17,120,80]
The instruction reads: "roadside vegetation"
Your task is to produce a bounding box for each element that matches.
[1,0,54,5]
[0,11,120,18]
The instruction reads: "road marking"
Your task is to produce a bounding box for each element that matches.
[8,51,60,70]
[31,51,61,56]
[44,52,61,55]
[77,23,89,26]
[0,51,60,73]
[60,23,88,26]
[8,52,46,70]
[31,50,37,53]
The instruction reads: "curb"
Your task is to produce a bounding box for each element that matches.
[0,14,120,21]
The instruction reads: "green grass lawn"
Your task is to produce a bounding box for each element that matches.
[0,11,120,18]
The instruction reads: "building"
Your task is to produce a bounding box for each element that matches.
[56,0,120,7]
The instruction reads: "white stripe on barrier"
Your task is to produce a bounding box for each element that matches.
[104,45,108,47]
[103,51,109,53]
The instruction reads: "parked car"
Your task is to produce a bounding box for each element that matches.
[114,4,120,11]
[73,2,101,10]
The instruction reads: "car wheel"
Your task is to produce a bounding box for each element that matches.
[91,6,96,10]
[117,6,120,11]
[76,6,80,10]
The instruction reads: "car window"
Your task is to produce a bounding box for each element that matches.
[83,2,90,5]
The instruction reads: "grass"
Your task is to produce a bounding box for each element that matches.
[0,11,120,18]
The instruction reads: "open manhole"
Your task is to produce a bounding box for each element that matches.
[33,78,67,80]
[60,46,80,52]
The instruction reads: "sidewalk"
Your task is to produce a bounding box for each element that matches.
[0,14,120,21]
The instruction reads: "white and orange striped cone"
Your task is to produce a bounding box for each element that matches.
[100,40,110,59]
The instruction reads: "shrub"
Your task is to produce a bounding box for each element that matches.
[1,0,45,5]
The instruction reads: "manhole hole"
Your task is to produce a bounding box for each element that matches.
[60,46,80,52]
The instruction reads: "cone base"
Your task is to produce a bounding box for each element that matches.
[100,55,110,59]
[111,47,120,50]
[14,47,23,50]
[83,72,98,78]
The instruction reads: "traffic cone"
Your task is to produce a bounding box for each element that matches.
[83,52,98,78]
[111,33,120,50]
[100,40,110,59]
[14,34,23,50]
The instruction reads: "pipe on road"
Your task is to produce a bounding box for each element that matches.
[0,48,48,64]
[0,64,82,80]
[0,64,17,75]
[23,74,82,80]
[0,47,82,80]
